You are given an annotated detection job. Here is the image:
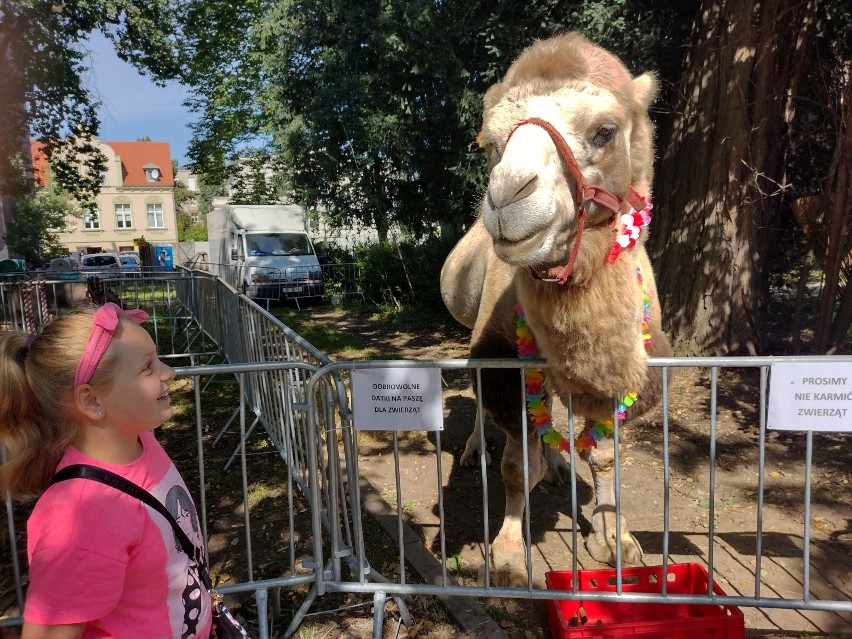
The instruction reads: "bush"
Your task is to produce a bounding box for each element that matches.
[354,236,455,314]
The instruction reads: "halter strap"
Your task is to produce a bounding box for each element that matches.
[505,117,648,284]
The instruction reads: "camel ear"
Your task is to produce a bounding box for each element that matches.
[632,72,659,113]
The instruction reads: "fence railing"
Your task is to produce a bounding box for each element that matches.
[1,271,405,637]
[305,357,851,635]
[181,261,363,309]
[2,273,850,637]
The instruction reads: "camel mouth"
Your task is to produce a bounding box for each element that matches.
[492,233,558,270]
[490,212,579,270]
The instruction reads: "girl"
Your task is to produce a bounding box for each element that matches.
[0,303,212,638]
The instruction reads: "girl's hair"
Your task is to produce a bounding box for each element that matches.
[0,306,123,500]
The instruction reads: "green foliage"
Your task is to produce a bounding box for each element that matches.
[227,149,286,205]
[177,0,274,186]
[180,0,698,241]
[176,211,207,241]
[313,241,353,265]
[173,177,192,210]
[197,174,225,220]
[353,236,455,314]
[5,186,75,264]
[1,0,182,202]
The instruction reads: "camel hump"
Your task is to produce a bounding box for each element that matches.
[440,218,494,329]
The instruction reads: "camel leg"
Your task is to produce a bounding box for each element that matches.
[460,405,491,467]
[543,443,570,485]
[460,403,570,479]
[540,394,571,484]
[583,435,643,565]
[479,432,546,587]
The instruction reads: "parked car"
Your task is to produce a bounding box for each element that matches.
[81,253,121,277]
[119,253,141,276]
[0,258,27,281]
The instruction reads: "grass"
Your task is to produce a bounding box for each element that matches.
[270,299,465,365]
[385,496,419,515]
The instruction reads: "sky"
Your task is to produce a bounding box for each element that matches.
[81,32,194,167]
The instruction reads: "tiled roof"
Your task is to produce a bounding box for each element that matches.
[29,140,50,185]
[104,141,174,187]
[28,139,174,188]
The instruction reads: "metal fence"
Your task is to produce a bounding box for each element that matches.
[182,261,363,309]
[2,272,851,637]
[1,271,400,638]
[301,357,851,636]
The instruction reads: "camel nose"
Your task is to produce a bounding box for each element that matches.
[487,169,539,209]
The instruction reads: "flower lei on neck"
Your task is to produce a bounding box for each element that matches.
[516,267,652,454]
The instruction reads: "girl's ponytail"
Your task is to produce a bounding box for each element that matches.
[0,332,58,499]
[0,307,108,500]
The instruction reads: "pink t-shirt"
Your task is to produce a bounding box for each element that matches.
[25,431,212,639]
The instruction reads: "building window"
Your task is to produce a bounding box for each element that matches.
[100,171,108,186]
[147,203,165,228]
[83,206,100,230]
[187,176,197,191]
[143,165,162,182]
[115,203,132,229]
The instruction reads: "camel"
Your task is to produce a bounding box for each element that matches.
[440,32,673,586]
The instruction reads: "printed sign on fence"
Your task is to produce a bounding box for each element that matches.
[351,367,444,431]
[768,362,852,432]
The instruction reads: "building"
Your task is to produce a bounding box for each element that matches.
[174,167,201,222]
[30,139,178,256]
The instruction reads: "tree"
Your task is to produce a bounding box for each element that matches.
[5,186,74,264]
[648,0,818,354]
[802,4,852,354]
[227,149,285,205]
[0,0,181,202]
[182,1,696,240]
[176,210,207,241]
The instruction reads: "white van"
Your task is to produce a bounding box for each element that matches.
[207,204,324,300]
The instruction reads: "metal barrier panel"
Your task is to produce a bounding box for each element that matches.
[307,357,852,634]
[321,262,364,302]
[1,275,334,637]
[1,366,319,637]
[5,273,850,635]
[0,273,211,358]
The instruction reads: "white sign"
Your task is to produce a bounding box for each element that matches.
[768,362,852,432]
[351,368,444,431]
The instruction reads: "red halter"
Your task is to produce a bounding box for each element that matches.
[505,117,647,284]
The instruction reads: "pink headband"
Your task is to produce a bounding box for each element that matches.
[74,303,149,388]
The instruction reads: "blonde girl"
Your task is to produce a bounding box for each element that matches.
[0,303,212,639]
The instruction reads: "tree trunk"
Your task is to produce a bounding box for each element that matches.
[812,62,852,352]
[0,11,31,197]
[649,0,816,354]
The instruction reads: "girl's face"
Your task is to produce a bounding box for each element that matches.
[94,320,176,438]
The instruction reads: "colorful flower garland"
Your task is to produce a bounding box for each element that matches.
[517,267,652,454]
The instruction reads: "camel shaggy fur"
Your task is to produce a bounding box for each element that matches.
[440,33,673,586]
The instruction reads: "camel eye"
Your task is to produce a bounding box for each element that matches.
[592,125,617,147]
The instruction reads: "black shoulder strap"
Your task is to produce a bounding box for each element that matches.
[51,464,211,588]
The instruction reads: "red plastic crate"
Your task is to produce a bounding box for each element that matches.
[545,563,745,638]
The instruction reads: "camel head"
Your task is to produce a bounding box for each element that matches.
[477,33,658,285]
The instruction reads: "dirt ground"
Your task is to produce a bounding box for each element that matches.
[3,304,848,639]
[291,305,852,638]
